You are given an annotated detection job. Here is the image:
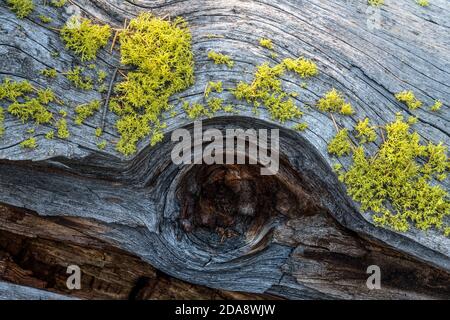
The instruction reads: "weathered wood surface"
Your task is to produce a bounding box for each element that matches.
[0,0,449,299]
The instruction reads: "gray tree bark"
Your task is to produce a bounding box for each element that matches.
[0,0,449,299]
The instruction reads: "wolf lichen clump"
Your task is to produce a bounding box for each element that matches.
[416,0,429,6]
[20,137,37,149]
[336,115,449,234]
[74,100,101,125]
[233,62,302,122]
[57,118,70,139]
[395,90,422,110]
[41,68,57,78]
[204,81,223,98]
[61,16,112,61]
[207,51,234,68]
[66,67,93,90]
[430,100,443,111]
[355,118,377,143]
[50,0,66,7]
[317,89,353,115]
[259,38,274,50]
[283,57,318,78]
[368,0,384,6]
[0,79,54,125]
[328,128,352,156]
[110,13,194,155]
[7,0,34,18]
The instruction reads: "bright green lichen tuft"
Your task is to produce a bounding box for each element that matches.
[8,99,53,124]
[36,88,55,104]
[7,0,34,18]
[283,57,318,78]
[395,90,422,110]
[111,13,195,155]
[97,70,107,83]
[41,68,57,78]
[207,51,234,68]
[416,0,429,6]
[430,100,443,112]
[74,100,101,125]
[317,89,353,115]
[0,78,34,101]
[204,81,223,98]
[259,38,274,50]
[368,0,384,6]
[338,115,449,235]
[50,0,66,7]
[61,16,111,61]
[45,130,54,140]
[56,118,69,139]
[97,140,107,150]
[233,62,302,122]
[20,137,37,149]
[328,128,352,157]
[66,67,93,90]
[293,123,308,131]
[183,101,210,119]
[355,118,377,143]
[95,127,103,137]
[39,15,52,23]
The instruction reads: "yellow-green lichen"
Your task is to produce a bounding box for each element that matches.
[430,100,443,112]
[293,122,308,131]
[111,13,195,155]
[45,130,54,140]
[95,127,102,137]
[337,115,449,234]
[317,88,353,115]
[97,140,107,150]
[7,0,34,18]
[97,70,107,83]
[207,51,234,68]
[20,137,37,149]
[395,90,422,110]
[56,118,69,139]
[74,100,101,125]
[41,68,57,78]
[368,0,384,6]
[259,38,274,50]
[204,81,223,98]
[61,16,111,61]
[39,15,52,23]
[416,0,429,6]
[355,118,377,143]
[49,0,66,7]
[0,78,34,101]
[233,62,302,123]
[283,57,318,78]
[66,67,93,90]
[328,128,352,157]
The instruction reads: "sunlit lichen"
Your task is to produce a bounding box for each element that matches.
[0,78,34,101]
[328,128,352,156]
[97,140,107,150]
[111,13,194,155]
[20,137,37,149]
[317,88,353,115]
[416,0,429,6]
[66,67,93,90]
[395,90,422,110]
[7,0,34,18]
[338,115,449,235]
[56,118,69,139]
[355,118,377,143]
[74,100,101,125]
[45,130,54,140]
[283,57,318,78]
[430,100,443,112]
[293,122,308,131]
[368,0,384,6]
[207,51,234,68]
[97,70,107,83]
[204,81,223,98]
[259,38,274,50]
[39,15,52,23]
[50,0,66,7]
[41,68,57,78]
[233,62,302,122]
[61,16,111,61]
[95,127,102,137]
